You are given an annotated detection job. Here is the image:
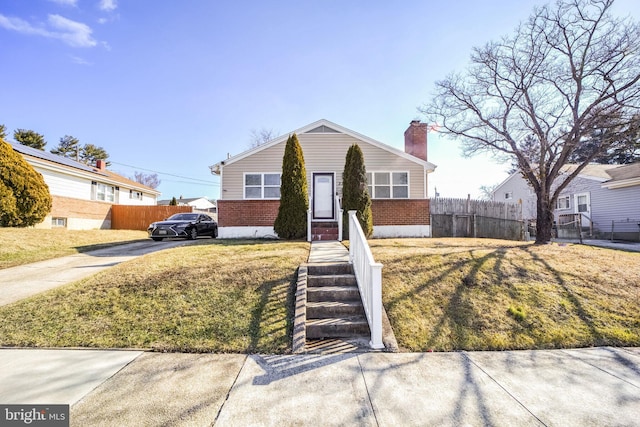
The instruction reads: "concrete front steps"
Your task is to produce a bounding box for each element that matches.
[305,263,370,342]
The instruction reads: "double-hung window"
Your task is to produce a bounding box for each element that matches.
[92,181,116,202]
[244,173,281,199]
[556,196,570,210]
[366,172,409,199]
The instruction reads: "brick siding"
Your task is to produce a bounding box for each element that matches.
[218,200,280,226]
[51,195,112,221]
[371,199,430,226]
[217,199,430,227]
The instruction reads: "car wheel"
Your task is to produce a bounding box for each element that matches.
[188,228,198,240]
[213,227,218,238]
[152,237,164,242]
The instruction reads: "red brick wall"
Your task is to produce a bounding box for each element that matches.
[218,199,430,227]
[371,199,430,226]
[218,200,280,227]
[51,195,112,221]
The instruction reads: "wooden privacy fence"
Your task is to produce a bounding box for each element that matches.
[430,197,524,240]
[111,205,193,231]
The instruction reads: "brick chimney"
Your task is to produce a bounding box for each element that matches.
[96,159,107,171]
[404,120,428,161]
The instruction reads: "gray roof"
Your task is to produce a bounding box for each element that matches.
[605,162,640,182]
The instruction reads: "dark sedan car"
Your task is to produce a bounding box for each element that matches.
[148,213,218,241]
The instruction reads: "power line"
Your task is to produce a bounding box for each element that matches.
[111,161,217,185]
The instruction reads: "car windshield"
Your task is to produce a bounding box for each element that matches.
[168,213,198,221]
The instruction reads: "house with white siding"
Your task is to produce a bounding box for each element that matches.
[10,142,160,230]
[492,163,640,241]
[209,119,437,240]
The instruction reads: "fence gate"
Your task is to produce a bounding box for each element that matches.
[430,197,525,241]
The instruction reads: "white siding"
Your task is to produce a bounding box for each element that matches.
[38,168,92,199]
[221,133,427,199]
[492,174,536,220]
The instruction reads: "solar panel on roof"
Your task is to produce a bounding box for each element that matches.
[9,141,97,174]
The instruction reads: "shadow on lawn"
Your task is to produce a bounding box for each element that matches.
[379,242,609,351]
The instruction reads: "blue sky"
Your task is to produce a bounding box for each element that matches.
[2,0,639,200]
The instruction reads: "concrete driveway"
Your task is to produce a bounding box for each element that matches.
[0,239,200,306]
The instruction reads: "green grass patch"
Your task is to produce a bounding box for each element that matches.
[0,228,147,269]
[370,238,640,352]
[0,240,309,353]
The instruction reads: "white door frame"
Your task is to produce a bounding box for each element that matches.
[312,172,335,220]
[574,192,591,227]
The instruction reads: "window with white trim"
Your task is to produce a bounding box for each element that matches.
[556,196,570,210]
[576,194,588,213]
[505,192,513,200]
[92,181,116,202]
[51,217,67,228]
[244,173,281,199]
[366,172,409,199]
[130,190,143,200]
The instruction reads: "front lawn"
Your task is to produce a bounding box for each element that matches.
[0,237,638,353]
[370,238,640,352]
[0,228,148,269]
[0,240,309,353]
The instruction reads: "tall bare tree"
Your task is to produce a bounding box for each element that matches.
[249,127,277,148]
[133,172,161,189]
[422,0,640,244]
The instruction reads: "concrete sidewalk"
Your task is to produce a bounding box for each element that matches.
[1,347,639,426]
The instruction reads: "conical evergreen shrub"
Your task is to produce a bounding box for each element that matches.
[0,139,52,227]
[274,133,308,239]
[342,144,373,238]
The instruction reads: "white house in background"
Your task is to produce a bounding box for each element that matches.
[492,163,640,240]
[10,141,160,230]
[157,196,216,212]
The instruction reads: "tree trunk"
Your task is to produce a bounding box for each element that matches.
[535,196,555,244]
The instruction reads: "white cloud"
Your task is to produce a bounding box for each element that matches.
[47,0,78,6]
[69,55,92,65]
[48,14,97,47]
[0,13,97,48]
[99,0,117,12]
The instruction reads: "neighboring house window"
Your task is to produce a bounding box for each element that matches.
[505,192,513,200]
[366,172,409,199]
[244,173,281,199]
[130,190,143,200]
[51,217,67,228]
[92,181,117,202]
[556,196,570,210]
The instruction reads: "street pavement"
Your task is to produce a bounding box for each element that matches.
[1,240,639,425]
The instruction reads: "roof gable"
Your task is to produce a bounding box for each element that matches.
[210,119,437,173]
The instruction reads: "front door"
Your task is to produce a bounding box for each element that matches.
[574,193,591,227]
[313,173,334,220]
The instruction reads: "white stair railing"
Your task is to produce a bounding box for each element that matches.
[348,210,384,349]
[307,197,312,242]
[336,195,343,242]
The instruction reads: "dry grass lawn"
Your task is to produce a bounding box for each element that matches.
[370,238,640,352]
[0,228,147,269]
[0,240,309,353]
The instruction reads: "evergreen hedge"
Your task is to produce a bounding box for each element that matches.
[0,139,52,227]
[342,144,373,238]
[274,134,308,239]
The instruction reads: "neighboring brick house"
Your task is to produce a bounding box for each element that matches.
[209,119,437,240]
[10,142,160,230]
